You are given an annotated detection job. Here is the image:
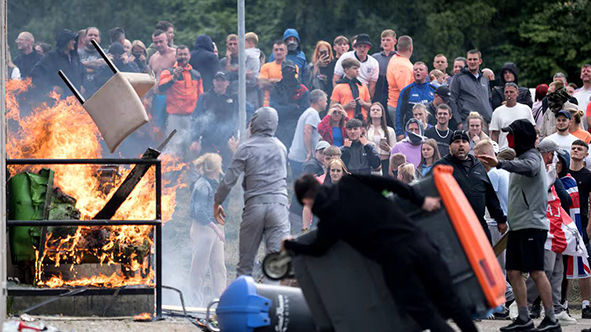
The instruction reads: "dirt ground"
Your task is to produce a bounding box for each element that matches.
[5,316,199,332]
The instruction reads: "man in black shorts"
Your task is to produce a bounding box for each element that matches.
[478,119,561,331]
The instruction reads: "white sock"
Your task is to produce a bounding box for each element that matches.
[583,300,590,309]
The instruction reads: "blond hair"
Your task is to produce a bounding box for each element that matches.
[194,153,223,176]
[245,32,259,45]
[381,29,396,39]
[398,163,416,184]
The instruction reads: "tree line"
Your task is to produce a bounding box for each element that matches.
[8,0,591,87]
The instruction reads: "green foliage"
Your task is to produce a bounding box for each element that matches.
[7,0,591,87]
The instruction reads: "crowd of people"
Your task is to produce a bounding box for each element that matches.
[10,20,591,330]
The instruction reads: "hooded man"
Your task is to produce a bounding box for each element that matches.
[214,107,290,277]
[190,34,220,92]
[433,130,507,242]
[491,63,533,109]
[390,118,425,168]
[269,60,310,146]
[478,119,560,331]
[31,29,84,98]
[269,29,306,73]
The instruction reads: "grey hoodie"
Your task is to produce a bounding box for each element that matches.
[215,107,289,205]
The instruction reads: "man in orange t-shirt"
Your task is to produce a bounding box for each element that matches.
[386,35,414,126]
[331,58,371,122]
[260,41,288,106]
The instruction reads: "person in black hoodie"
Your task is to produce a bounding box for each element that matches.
[433,130,507,242]
[31,29,84,98]
[491,62,533,110]
[190,34,219,92]
[284,174,477,332]
[194,71,238,167]
[269,60,310,146]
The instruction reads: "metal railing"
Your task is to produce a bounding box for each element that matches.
[6,158,163,318]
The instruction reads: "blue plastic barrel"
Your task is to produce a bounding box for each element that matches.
[216,276,316,332]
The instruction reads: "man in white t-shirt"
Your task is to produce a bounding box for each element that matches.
[333,33,379,97]
[489,83,535,149]
[574,64,591,110]
[288,89,327,178]
[547,110,578,151]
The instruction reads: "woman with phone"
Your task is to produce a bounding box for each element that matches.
[318,103,348,147]
[304,41,335,96]
[366,102,396,175]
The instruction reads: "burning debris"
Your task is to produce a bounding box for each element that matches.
[6,74,187,290]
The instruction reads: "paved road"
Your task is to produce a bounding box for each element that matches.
[475,317,591,331]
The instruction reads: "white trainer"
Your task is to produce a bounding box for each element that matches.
[556,310,577,325]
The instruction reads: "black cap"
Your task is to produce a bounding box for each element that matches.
[354,34,372,47]
[449,130,469,143]
[214,71,228,80]
[435,86,451,100]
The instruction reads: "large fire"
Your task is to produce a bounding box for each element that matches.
[6,80,186,288]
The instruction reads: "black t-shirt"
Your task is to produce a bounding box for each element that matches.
[424,126,451,157]
[570,167,591,227]
[14,50,42,78]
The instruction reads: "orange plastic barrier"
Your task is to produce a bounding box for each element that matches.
[433,165,506,308]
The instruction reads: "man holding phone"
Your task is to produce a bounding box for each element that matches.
[340,118,381,174]
[333,34,379,98]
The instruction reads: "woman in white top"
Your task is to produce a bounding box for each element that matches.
[366,102,396,175]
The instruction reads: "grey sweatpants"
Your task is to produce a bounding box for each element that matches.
[238,202,290,276]
[526,249,564,312]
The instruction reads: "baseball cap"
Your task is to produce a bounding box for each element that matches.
[449,130,469,143]
[537,138,559,153]
[315,140,330,151]
[556,109,571,119]
[214,71,228,80]
[435,86,451,100]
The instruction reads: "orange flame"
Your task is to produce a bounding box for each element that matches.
[7,81,187,288]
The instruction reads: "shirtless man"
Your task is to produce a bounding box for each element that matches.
[148,29,176,131]
[148,29,176,83]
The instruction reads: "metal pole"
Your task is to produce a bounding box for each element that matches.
[0,0,7,323]
[155,161,162,319]
[237,0,246,141]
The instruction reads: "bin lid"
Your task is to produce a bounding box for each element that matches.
[216,276,272,331]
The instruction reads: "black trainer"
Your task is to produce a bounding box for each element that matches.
[500,317,534,331]
[534,316,561,331]
[583,306,591,319]
[494,305,510,319]
[530,303,541,319]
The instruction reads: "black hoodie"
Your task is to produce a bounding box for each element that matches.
[190,35,219,92]
[31,29,84,97]
[491,62,533,109]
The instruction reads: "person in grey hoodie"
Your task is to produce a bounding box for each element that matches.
[478,119,560,331]
[449,49,492,125]
[213,107,290,276]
